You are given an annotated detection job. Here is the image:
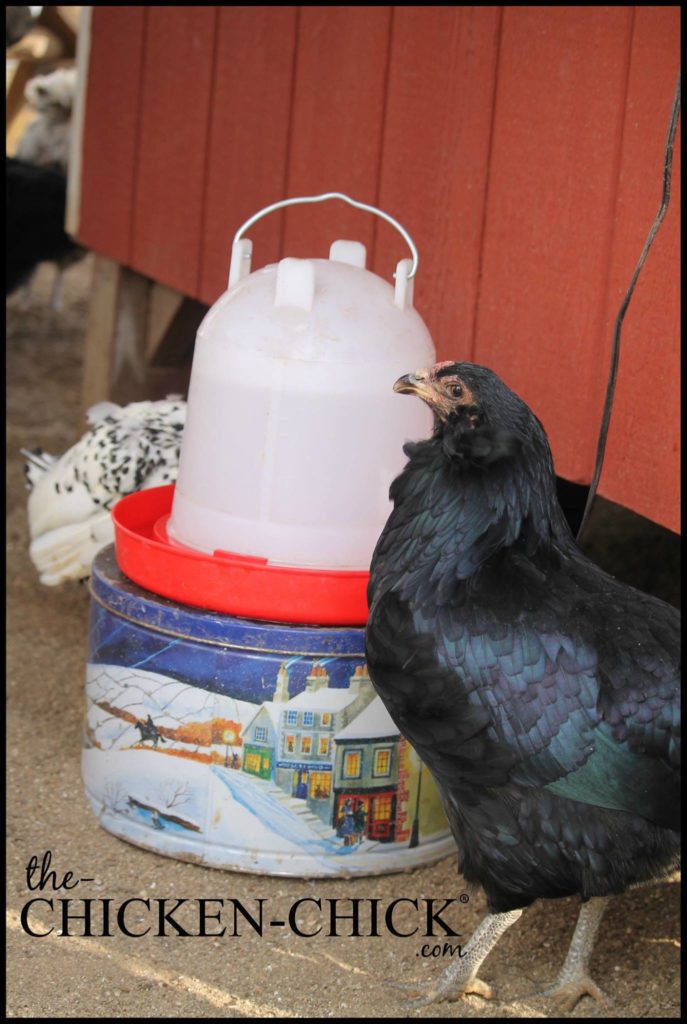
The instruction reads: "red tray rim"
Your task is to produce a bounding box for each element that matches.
[111,485,370,625]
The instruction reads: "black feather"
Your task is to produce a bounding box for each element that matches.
[366,361,680,914]
[6,158,80,295]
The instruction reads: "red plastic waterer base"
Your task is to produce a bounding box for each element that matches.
[111,485,370,626]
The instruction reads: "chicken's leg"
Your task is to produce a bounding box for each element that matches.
[389,908,522,1009]
[542,896,609,1011]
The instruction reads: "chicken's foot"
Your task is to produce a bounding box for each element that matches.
[541,896,609,1012]
[388,908,522,1009]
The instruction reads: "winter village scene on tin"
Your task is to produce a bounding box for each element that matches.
[83,655,452,876]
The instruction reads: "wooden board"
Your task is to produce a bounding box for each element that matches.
[198,6,299,303]
[373,5,502,357]
[75,6,680,531]
[473,5,636,485]
[65,5,91,237]
[129,7,218,293]
[281,6,393,262]
[80,255,150,413]
[594,6,680,532]
[78,6,147,265]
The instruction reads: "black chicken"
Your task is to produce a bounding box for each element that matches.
[6,157,81,300]
[365,361,679,1010]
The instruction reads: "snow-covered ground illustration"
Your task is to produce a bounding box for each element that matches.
[82,661,455,876]
[211,765,377,858]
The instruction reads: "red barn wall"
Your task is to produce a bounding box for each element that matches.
[77,5,680,533]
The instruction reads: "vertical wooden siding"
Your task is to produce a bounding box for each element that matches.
[128,7,218,293]
[372,7,502,358]
[281,6,393,261]
[199,6,299,299]
[595,7,680,532]
[473,6,636,485]
[78,6,147,264]
[78,5,680,532]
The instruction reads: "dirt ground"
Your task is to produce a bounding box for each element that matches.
[6,258,680,1018]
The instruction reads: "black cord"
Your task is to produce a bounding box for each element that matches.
[576,71,681,544]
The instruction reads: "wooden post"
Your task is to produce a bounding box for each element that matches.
[80,256,151,415]
[81,258,205,415]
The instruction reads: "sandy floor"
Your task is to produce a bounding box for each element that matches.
[6,258,680,1018]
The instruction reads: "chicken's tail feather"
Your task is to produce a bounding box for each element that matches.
[21,447,58,489]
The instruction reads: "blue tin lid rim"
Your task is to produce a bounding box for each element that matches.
[90,546,365,656]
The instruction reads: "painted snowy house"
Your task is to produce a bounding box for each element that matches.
[274,663,375,821]
[332,696,401,842]
[332,697,449,845]
[241,702,282,780]
[240,662,291,780]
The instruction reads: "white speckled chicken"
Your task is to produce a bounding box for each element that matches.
[23,398,186,585]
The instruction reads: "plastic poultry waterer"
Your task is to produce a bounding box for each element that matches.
[114,193,435,625]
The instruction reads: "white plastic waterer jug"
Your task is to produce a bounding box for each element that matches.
[168,193,435,570]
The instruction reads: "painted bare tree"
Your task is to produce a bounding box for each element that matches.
[99,780,128,818]
[159,780,191,811]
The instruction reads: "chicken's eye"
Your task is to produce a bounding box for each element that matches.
[448,383,463,399]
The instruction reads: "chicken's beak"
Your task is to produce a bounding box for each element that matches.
[394,369,448,419]
[393,371,429,397]
[393,363,461,422]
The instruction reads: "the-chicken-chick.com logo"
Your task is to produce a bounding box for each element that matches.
[20,850,469,953]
